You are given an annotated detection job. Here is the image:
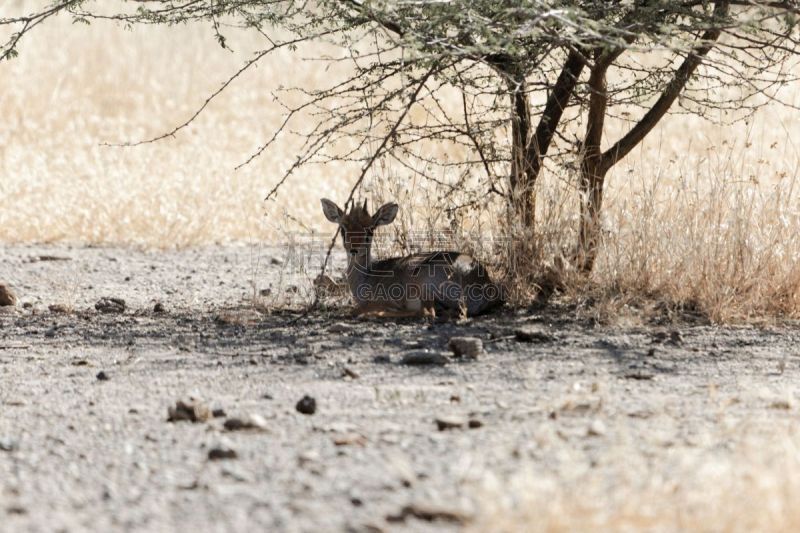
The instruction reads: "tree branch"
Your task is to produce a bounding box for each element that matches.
[600,1,731,170]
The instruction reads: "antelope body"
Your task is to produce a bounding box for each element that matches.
[321,198,504,318]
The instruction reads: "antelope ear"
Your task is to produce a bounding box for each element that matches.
[320,198,344,224]
[372,202,399,227]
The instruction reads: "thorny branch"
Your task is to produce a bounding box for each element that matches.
[4,0,800,279]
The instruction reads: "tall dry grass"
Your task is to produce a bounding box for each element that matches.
[1,16,800,319]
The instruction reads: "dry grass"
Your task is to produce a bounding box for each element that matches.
[1,16,799,322]
[472,417,800,533]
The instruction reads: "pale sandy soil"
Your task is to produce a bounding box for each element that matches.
[1,245,800,532]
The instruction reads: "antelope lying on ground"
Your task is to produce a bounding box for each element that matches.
[321,198,504,318]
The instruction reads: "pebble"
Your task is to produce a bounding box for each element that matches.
[399,350,450,366]
[329,322,354,334]
[167,397,211,423]
[223,414,269,431]
[96,371,110,381]
[332,433,367,447]
[153,302,166,313]
[0,437,18,452]
[208,444,238,461]
[435,416,466,431]
[0,284,17,307]
[514,327,554,343]
[296,395,317,415]
[48,304,71,314]
[587,419,607,437]
[386,503,469,524]
[95,297,126,314]
[447,337,484,359]
[342,366,360,379]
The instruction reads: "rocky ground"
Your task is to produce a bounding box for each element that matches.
[1,245,800,532]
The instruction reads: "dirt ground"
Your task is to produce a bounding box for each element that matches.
[2,245,800,532]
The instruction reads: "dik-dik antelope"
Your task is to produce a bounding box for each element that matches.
[321,198,504,318]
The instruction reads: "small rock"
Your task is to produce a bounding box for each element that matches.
[342,366,360,379]
[386,503,469,524]
[435,416,466,431]
[447,337,484,359]
[587,419,607,437]
[296,395,317,415]
[0,284,17,307]
[223,414,269,431]
[270,257,283,265]
[652,330,683,345]
[95,297,126,314]
[514,327,554,343]
[468,419,483,429]
[259,288,272,297]
[624,371,654,381]
[220,466,249,482]
[333,433,367,446]
[167,397,211,423]
[153,302,166,313]
[96,371,110,381]
[373,355,392,364]
[214,309,260,326]
[208,444,238,461]
[212,408,227,418]
[0,437,18,452]
[400,350,450,366]
[48,303,71,314]
[329,322,354,334]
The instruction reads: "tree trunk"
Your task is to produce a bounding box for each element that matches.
[577,53,613,273]
[509,77,535,230]
[507,52,586,233]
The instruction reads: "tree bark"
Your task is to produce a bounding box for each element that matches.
[508,76,535,230]
[507,52,586,232]
[529,51,586,181]
[576,50,615,273]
